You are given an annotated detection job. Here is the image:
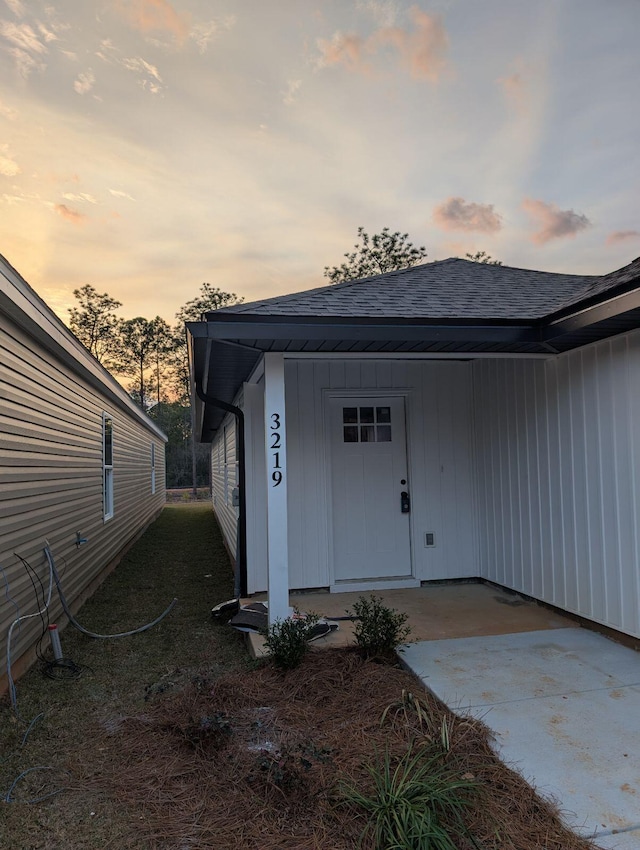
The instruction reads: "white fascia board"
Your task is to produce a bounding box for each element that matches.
[0,256,167,442]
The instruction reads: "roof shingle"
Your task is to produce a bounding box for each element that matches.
[213,257,640,322]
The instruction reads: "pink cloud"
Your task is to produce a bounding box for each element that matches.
[433,197,502,233]
[316,6,448,80]
[54,203,85,224]
[522,198,591,244]
[114,0,189,44]
[316,32,368,73]
[606,230,640,246]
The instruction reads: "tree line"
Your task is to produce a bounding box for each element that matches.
[67,282,242,491]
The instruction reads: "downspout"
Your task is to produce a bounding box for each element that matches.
[194,382,247,599]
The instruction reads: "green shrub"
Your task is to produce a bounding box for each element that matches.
[337,743,477,850]
[350,594,411,657]
[263,611,320,670]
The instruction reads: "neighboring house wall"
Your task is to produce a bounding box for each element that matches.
[0,267,166,691]
[224,358,477,594]
[473,330,640,639]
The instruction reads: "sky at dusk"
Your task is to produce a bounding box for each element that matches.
[1,0,639,323]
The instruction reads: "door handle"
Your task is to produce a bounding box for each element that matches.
[400,491,410,513]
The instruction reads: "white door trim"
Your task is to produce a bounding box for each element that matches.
[322,388,415,589]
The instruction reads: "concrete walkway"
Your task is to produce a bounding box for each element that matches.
[402,628,640,849]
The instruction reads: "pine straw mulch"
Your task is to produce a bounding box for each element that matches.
[78,648,601,850]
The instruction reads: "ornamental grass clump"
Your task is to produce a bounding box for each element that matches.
[337,742,477,850]
[351,594,411,658]
[263,611,320,670]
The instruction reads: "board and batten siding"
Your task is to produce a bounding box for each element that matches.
[1,310,166,689]
[210,396,241,562]
[473,330,640,638]
[242,358,477,594]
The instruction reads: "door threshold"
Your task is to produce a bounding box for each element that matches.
[330,578,420,593]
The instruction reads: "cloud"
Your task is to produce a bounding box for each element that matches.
[0,19,50,76]
[316,6,448,80]
[0,154,20,176]
[282,78,302,106]
[62,192,98,204]
[0,98,17,119]
[522,198,591,244]
[123,56,161,81]
[7,46,45,77]
[4,0,25,17]
[74,69,95,94]
[121,56,164,93]
[1,192,26,204]
[36,21,58,44]
[357,0,400,28]
[96,38,119,63]
[109,188,136,201]
[0,19,47,52]
[190,17,234,52]
[114,0,189,44]
[54,203,85,224]
[433,197,502,233]
[606,230,640,246]
[316,31,367,73]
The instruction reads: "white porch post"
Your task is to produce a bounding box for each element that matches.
[263,353,291,625]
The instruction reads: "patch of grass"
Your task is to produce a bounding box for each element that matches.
[0,504,250,848]
[337,742,477,850]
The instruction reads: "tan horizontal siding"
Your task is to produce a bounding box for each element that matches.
[1,311,166,690]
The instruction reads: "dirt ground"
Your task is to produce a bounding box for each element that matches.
[84,648,601,850]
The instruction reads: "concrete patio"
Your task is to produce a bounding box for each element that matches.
[244,581,640,849]
[245,580,573,654]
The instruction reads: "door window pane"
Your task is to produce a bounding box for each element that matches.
[376,406,391,423]
[376,425,392,442]
[343,426,358,442]
[360,425,375,442]
[360,407,374,423]
[343,407,358,424]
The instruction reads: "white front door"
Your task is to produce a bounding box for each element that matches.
[329,396,412,581]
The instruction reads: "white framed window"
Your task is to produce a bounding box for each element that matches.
[102,413,114,520]
[151,442,156,495]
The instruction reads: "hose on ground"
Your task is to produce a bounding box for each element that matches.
[43,542,177,640]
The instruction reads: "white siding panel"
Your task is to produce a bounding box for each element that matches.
[261,358,478,594]
[210,406,239,559]
[473,331,640,638]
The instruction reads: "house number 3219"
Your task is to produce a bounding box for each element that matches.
[270,412,283,486]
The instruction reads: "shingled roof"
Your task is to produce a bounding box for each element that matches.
[211,257,640,322]
[190,255,640,437]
